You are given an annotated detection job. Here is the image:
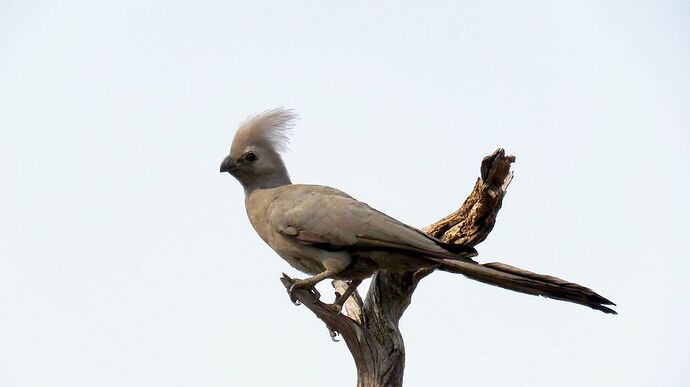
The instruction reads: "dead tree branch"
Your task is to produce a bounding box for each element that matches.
[281,148,516,387]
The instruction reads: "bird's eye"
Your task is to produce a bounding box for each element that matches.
[244,152,258,162]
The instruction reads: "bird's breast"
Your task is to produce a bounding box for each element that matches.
[268,235,326,275]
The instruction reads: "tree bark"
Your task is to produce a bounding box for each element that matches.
[281,148,516,387]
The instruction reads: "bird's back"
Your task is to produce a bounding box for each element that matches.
[264,184,477,261]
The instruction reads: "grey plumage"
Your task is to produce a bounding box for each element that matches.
[220,108,616,314]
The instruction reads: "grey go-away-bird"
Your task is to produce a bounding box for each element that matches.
[220,108,616,314]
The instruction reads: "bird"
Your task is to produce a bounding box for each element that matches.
[220,108,616,314]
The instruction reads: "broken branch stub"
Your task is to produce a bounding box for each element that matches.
[280,149,516,387]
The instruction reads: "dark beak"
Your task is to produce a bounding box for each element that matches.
[220,155,238,173]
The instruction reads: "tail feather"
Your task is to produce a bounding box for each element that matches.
[432,259,617,314]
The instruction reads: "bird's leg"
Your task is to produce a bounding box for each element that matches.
[330,279,362,314]
[288,269,336,304]
[288,256,350,305]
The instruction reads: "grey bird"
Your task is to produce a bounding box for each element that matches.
[220,108,616,314]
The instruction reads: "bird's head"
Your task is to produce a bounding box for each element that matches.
[220,108,296,191]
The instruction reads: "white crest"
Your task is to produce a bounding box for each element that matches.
[231,108,297,156]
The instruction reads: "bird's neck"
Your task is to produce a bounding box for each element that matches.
[242,170,292,195]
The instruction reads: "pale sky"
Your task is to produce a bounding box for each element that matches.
[1,1,689,386]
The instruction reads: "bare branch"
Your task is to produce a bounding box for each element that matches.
[424,148,515,246]
[281,149,516,387]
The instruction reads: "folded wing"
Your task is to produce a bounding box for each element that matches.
[269,185,477,262]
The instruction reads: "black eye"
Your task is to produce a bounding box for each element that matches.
[244,152,257,162]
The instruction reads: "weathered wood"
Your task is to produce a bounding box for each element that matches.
[424,148,515,245]
[281,148,516,387]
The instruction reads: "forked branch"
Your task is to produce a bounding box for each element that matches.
[281,148,516,387]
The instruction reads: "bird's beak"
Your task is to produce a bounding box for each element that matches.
[220,155,238,173]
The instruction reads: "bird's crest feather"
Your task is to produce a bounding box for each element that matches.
[231,108,297,155]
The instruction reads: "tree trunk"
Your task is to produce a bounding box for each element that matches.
[281,149,516,387]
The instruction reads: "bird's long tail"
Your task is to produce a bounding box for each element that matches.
[432,258,617,314]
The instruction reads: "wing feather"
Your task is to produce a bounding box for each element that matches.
[269,185,477,262]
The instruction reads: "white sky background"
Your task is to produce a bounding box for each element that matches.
[1,1,689,386]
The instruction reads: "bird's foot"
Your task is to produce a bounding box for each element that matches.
[287,279,321,305]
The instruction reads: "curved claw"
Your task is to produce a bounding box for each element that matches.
[328,327,340,342]
[288,283,302,305]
